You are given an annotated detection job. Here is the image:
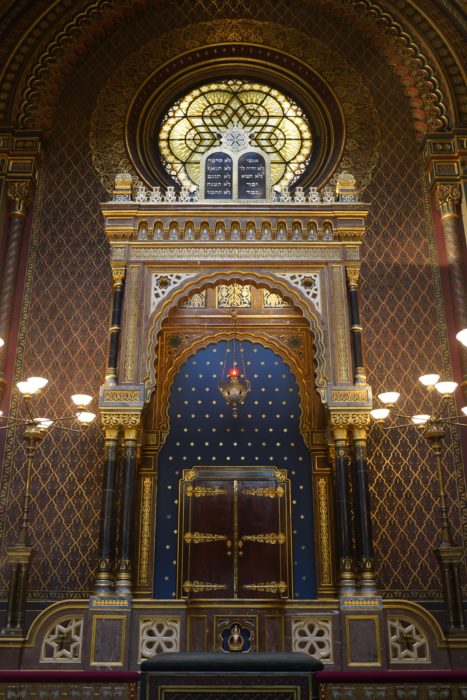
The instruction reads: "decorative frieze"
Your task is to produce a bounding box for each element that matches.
[129,246,343,262]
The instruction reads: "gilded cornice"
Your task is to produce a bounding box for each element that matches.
[0,0,460,135]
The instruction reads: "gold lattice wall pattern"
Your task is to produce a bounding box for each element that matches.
[0,0,464,598]
[360,84,464,598]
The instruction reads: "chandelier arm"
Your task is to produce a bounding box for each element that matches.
[23,396,35,423]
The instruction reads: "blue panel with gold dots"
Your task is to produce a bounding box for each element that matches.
[154,341,316,599]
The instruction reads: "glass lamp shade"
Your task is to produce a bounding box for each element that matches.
[434,381,458,396]
[377,392,400,405]
[17,380,36,395]
[370,408,390,421]
[419,374,440,387]
[71,394,93,407]
[411,414,430,425]
[76,411,96,424]
[27,376,48,390]
[456,328,467,347]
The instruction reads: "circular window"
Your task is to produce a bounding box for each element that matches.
[158,79,313,192]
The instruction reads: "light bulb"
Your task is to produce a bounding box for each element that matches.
[378,392,400,405]
[461,407,467,416]
[76,411,96,424]
[456,329,467,347]
[411,414,430,426]
[434,381,458,396]
[71,394,92,407]
[27,377,48,390]
[370,408,390,421]
[0,337,4,348]
[419,374,440,387]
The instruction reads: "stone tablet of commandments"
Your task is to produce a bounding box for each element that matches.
[238,152,267,199]
[204,152,233,200]
[200,128,271,201]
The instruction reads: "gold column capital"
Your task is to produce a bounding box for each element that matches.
[123,427,138,441]
[346,266,361,290]
[351,426,368,442]
[111,265,126,286]
[104,426,119,441]
[435,183,461,218]
[7,180,34,214]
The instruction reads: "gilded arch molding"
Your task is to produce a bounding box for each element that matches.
[143,270,330,404]
[2,1,460,133]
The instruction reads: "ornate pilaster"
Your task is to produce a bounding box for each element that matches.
[330,415,356,596]
[0,181,34,398]
[94,425,119,595]
[351,419,377,595]
[105,265,126,386]
[434,183,467,399]
[345,267,366,384]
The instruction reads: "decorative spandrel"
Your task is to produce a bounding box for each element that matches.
[204,152,233,200]
[238,152,266,199]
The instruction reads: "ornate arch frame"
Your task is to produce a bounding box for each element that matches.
[143,270,329,406]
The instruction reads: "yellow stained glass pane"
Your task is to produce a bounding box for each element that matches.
[158,79,312,191]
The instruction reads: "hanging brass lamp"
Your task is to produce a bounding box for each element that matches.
[218,308,251,418]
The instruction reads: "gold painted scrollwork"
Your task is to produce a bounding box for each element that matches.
[139,477,152,586]
[186,486,227,497]
[329,412,370,429]
[184,532,228,544]
[183,581,227,593]
[240,533,286,545]
[242,581,287,593]
[242,486,284,498]
[100,412,141,428]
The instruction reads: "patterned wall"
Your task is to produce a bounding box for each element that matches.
[154,341,315,599]
[0,0,463,599]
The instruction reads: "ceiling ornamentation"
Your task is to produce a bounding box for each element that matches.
[0,0,457,136]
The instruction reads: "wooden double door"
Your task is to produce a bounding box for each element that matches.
[178,466,292,599]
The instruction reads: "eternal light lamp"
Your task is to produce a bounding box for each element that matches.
[218,308,251,418]
[0,378,96,637]
[370,371,466,634]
